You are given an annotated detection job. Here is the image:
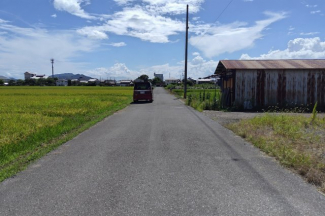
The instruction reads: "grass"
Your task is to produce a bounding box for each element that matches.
[170,87,325,192]
[0,86,133,181]
[226,112,325,193]
[170,88,221,111]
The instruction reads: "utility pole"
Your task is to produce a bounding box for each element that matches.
[51,59,54,77]
[184,4,189,99]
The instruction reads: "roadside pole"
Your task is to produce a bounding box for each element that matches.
[184,4,189,99]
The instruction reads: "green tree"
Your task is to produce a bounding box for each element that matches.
[136,74,149,82]
[37,78,46,86]
[0,79,4,86]
[151,77,162,85]
[8,80,16,86]
[16,79,24,86]
[25,79,36,86]
[45,78,56,86]
[182,78,194,86]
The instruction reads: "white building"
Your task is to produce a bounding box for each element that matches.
[24,72,36,80]
[119,80,133,86]
[24,72,48,80]
[165,78,179,85]
[56,79,68,86]
[196,79,213,84]
[88,78,100,85]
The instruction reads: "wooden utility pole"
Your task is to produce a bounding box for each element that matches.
[184,5,189,99]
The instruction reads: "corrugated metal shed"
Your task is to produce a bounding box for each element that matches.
[215,60,325,111]
[216,59,325,72]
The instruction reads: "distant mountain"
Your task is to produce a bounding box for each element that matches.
[0,76,15,81]
[51,73,93,81]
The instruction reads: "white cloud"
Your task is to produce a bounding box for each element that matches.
[240,37,325,59]
[189,11,287,58]
[85,53,217,80]
[74,0,206,43]
[143,0,204,15]
[53,0,96,19]
[108,42,126,47]
[300,32,319,36]
[77,5,184,43]
[191,55,205,65]
[51,14,57,18]
[77,26,108,39]
[0,21,100,79]
[86,63,137,80]
[113,0,134,5]
[306,4,318,8]
[311,10,321,14]
[0,19,9,24]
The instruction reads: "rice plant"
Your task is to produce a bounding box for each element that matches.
[0,86,133,180]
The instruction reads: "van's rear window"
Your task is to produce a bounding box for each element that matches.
[134,83,151,90]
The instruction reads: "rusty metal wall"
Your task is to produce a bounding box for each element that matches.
[234,69,325,110]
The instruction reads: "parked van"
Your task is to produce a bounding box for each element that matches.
[133,81,153,103]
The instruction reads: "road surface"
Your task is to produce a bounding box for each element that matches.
[1,87,325,215]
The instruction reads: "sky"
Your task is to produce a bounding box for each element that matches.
[0,0,324,80]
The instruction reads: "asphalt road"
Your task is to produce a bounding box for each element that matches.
[1,87,325,215]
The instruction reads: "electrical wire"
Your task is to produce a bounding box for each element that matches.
[190,0,234,47]
[212,0,234,24]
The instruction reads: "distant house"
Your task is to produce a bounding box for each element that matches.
[120,80,133,86]
[188,77,196,83]
[79,80,88,84]
[165,78,179,85]
[88,78,100,85]
[56,79,68,86]
[24,72,48,80]
[104,80,116,86]
[24,72,36,80]
[71,79,79,84]
[31,75,48,80]
[154,73,164,81]
[196,78,213,84]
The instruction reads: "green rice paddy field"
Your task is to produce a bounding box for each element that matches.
[0,86,133,180]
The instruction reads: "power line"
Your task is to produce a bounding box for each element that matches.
[190,0,234,46]
[212,0,234,24]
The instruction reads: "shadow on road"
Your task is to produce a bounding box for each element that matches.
[130,101,153,104]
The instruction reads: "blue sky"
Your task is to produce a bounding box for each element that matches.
[0,0,324,80]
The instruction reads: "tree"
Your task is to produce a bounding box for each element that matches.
[151,77,162,85]
[37,78,46,86]
[8,80,16,86]
[25,79,36,86]
[0,79,4,86]
[182,78,194,86]
[45,78,56,86]
[136,74,149,82]
[16,79,24,86]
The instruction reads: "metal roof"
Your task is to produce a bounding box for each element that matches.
[215,59,325,73]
